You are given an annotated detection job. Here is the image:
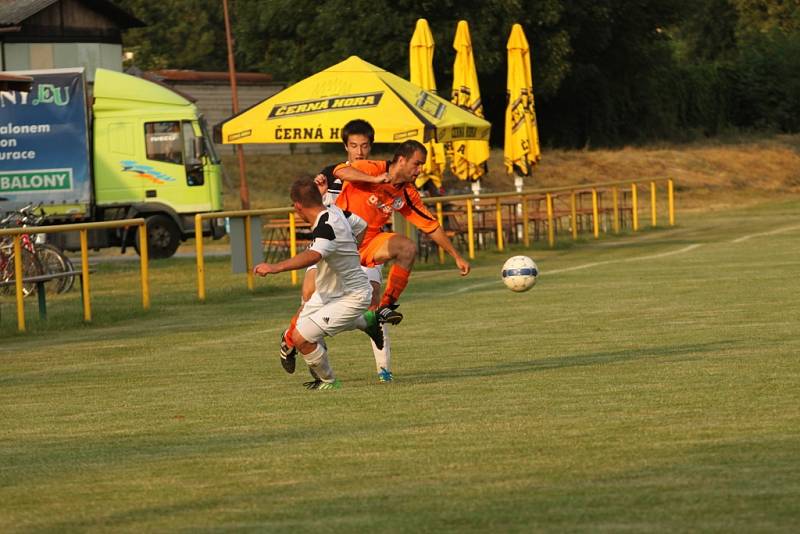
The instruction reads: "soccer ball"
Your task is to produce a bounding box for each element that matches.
[501,255,539,292]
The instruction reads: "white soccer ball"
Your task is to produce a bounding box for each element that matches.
[501,255,539,292]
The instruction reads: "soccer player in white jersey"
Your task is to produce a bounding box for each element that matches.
[279,119,398,383]
[254,177,384,390]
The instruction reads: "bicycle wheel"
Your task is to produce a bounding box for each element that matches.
[60,251,76,293]
[35,244,69,294]
[1,249,43,297]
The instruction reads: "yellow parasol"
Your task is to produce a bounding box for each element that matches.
[450,20,490,185]
[409,18,447,190]
[218,56,490,146]
[504,24,541,189]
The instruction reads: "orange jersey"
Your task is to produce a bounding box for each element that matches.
[334,159,440,245]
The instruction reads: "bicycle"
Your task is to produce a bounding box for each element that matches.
[0,205,75,296]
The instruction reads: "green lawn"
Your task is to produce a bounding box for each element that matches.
[2,199,799,532]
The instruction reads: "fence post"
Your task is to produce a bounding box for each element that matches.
[466,199,475,260]
[138,222,150,310]
[592,188,600,239]
[495,197,504,252]
[668,179,675,226]
[195,214,206,301]
[80,229,91,322]
[245,215,254,291]
[546,193,555,248]
[13,236,25,332]
[650,181,657,227]
[631,184,639,232]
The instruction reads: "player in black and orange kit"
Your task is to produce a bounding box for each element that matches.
[334,140,471,322]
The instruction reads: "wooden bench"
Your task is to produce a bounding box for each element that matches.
[0,269,89,321]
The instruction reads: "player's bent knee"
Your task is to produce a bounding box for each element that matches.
[392,235,417,263]
[292,321,323,354]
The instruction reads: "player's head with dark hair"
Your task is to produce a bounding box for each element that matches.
[392,140,427,164]
[341,119,374,162]
[341,119,374,145]
[389,140,428,183]
[290,176,323,208]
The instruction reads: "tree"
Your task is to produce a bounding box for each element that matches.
[113,0,228,71]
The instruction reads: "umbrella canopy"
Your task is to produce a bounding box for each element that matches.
[504,24,541,177]
[218,55,491,145]
[450,20,490,182]
[409,18,447,190]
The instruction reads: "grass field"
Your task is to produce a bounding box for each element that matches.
[2,198,799,531]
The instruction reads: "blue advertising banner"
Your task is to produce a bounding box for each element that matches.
[0,68,92,212]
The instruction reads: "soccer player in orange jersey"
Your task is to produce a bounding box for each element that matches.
[334,140,471,322]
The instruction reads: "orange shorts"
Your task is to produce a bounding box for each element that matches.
[359,231,394,268]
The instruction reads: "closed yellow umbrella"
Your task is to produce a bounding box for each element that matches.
[219,56,490,145]
[504,23,541,190]
[450,20,490,190]
[409,18,446,191]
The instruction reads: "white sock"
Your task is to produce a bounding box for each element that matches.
[301,343,335,382]
[371,324,391,372]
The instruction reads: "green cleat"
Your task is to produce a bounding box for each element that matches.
[377,367,393,383]
[363,310,385,350]
[304,378,342,390]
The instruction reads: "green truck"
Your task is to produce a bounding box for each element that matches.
[0,67,225,258]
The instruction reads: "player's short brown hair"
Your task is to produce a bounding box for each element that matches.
[392,139,427,163]
[290,176,323,207]
[342,119,375,145]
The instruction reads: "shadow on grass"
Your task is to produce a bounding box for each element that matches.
[402,341,732,383]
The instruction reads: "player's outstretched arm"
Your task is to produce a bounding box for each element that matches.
[254,249,323,276]
[426,226,471,276]
[334,165,389,184]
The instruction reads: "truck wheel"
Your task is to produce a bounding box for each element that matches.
[135,214,181,259]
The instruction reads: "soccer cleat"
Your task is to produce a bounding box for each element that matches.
[279,329,296,374]
[377,367,394,383]
[376,303,403,325]
[362,310,385,350]
[302,367,321,388]
[304,378,342,390]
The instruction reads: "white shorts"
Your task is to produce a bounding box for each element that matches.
[296,290,371,342]
[307,264,383,284]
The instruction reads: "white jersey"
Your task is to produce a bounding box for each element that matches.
[308,205,372,301]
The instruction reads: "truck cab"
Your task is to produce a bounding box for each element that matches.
[89,68,224,258]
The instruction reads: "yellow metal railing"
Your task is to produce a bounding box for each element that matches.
[194,207,293,301]
[192,178,675,299]
[0,218,148,333]
[420,177,675,257]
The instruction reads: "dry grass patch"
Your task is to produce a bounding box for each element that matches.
[223,134,800,212]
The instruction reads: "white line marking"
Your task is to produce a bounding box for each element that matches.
[731,224,800,243]
[546,244,703,275]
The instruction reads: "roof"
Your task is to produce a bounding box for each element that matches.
[0,0,143,28]
[149,70,275,85]
[0,0,58,25]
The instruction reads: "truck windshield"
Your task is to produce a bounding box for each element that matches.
[199,118,221,164]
